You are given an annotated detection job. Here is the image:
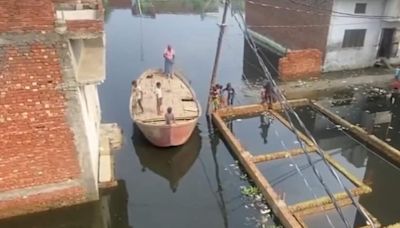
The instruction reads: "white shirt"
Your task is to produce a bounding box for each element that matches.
[133,86,142,100]
[155,87,162,99]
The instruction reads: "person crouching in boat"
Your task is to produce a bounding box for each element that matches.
[163,45,175,78]
[155,82,163,115]
[132,80,144,114]
[165,107,176,125]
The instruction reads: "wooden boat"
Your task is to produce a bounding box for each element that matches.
[132,125,201,192]
[130,69,201,147]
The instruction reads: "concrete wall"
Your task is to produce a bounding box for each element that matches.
[323,0,396,71]
[78,85,101,188]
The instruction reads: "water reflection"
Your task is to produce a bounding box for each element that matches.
[294,106,400,225]
[132,125,201,193]
[319,88,400,150]
[242,41,281,86]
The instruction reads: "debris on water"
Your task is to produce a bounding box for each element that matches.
[365,110,370,113]
[236,119,242,122]
[241,186,260,197]
[389,126,394,130]
[289,164,294,167]
[260,208,271,215]
[353,87,359,91]
[341,80,347,83]
[386,138,392,142]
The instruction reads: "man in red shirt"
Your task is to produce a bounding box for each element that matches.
[163,45,175,78]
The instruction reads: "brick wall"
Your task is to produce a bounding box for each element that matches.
[66,20,104,33]
[246,0,333,55]
[0,0,55,32]
[279,49,322,81]
[0,43,81,192]
[0,186,86,219]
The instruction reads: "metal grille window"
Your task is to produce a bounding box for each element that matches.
[355,3,367,14]
[342,29,367,48]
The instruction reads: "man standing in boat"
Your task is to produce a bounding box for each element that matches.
[163,45,175,78]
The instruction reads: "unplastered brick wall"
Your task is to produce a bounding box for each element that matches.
[0,0,55,33]
[279,49,322,81]
[66,20,103,33]
[0,43,81,192]
[0,186,86,219]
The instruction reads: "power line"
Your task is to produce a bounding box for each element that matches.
[247,0,400,20]
[232,12,351,227]
[232,10,376,227]
[247,20,382,28]
[287,0,399,19]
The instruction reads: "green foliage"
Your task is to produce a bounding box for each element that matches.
[240,185,260,197]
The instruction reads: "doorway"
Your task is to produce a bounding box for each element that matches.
[378,28,396,58]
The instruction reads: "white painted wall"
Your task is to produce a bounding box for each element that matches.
[323,0,396,71]
[78,85,101,188]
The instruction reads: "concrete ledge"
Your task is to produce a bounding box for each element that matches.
[98,123,122,189]
[56,10,99,21]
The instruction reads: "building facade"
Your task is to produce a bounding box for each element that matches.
[0,0,118,218]
[246,0,400,79]
[324,0,400,71]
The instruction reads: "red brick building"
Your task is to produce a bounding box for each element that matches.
[245,0,333,80]
[0,0,115,218]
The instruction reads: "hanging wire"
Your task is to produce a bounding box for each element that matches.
[247,0,400,20]
[232,10,376,227]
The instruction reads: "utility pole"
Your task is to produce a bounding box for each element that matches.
[206,0,230,115]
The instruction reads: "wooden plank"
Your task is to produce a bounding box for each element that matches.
[311,102,400,166]
[288,186,371,213]
[212,112,302,228]
[140,115,199,123]
[216,99,310,119]
[252,147,317,163]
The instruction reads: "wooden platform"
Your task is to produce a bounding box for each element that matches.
[132,69,199,123]
[212,100,382,228]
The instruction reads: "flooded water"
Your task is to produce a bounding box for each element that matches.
[1,1,399,227]
[293,106,400,226]
[0,1,278,228]
[318,87,400,150]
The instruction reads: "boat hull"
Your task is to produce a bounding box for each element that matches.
[135,119,198,147]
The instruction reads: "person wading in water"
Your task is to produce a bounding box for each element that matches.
[163,45,175,78]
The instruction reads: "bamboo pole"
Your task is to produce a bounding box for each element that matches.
[252,147,317,163]
[206,0,230,115]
